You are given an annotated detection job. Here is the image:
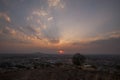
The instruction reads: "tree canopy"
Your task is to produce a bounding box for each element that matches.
[72,53,86,66]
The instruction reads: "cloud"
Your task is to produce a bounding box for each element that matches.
[90,31,120,42]
[48,0,60,7]
[0,12,11,22]
[32,10,48,17]
[17,26,42,40]
[79,31,120,44]
[41,25,61,44]
[26,16,33,21]
[0,26,16,36]
[69,31,120,54]
[21,24,61,44]
[20,23,61,44]
[48,0,64,8]
[107,31,120,38]
[0,30,2,34]
[27,9,48,27]
[26,8,61,44]
[48,39,60,44]
[48,17,53,21]
[24,0,65,45]
[88,37,120,54]
[71,31,120,45]
[0,26,38,44]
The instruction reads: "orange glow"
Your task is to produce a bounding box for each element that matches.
[58,50,64,54]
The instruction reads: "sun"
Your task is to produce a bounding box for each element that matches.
[58,50,64,54]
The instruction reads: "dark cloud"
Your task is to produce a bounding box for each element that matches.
[86,37,120,54]
[70,36,120,54]
[72,42,86,46]
[49,39,60,44]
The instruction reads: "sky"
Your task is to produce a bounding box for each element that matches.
[0,0,120,54]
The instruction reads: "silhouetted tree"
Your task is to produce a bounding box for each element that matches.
[72,53,86,66]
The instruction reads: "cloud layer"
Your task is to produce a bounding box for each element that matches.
[0,0,120,54]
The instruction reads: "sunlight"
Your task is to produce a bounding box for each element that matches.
[58,49,64,54]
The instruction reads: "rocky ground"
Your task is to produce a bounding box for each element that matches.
[0,66,120,80]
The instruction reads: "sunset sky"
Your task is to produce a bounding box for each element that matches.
[0,0,120,54]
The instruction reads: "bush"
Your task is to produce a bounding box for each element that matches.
[72,53,86,66]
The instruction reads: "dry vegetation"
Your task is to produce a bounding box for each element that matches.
[0,65,120,80]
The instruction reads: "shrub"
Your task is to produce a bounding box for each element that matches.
[72,53,86,66]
